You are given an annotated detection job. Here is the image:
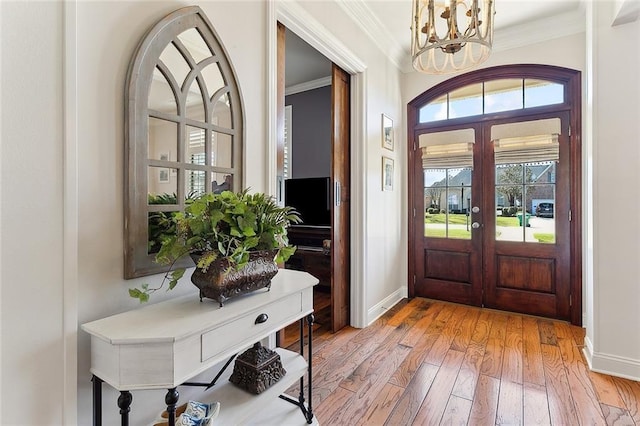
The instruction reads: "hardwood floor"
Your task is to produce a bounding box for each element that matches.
[285,298,640,425]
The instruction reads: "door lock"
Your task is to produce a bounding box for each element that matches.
[471,206,480,213]
[472,222,481,229]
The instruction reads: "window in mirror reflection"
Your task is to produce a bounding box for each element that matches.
[125,7,244,278]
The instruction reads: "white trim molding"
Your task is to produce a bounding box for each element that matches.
[613,0,640,26]
[285,76,331,96]
[268,0,369,328]
[337,1,586,73]
[63,1,79,424]
[334,0,408,71]
[367,288,405,326]
[583,337,640,381]
[492,9,586,54]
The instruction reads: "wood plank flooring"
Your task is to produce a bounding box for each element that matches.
[285,297,640,425]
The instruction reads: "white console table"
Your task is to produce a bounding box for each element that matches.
[82,269,318,426]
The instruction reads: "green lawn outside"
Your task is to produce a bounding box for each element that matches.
[425,213,470,225]
[534,233,555,243]
[425,228,471,239]
[426,213,520,227]
[496,216,520,227]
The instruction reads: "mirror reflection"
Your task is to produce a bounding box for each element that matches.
[177,28,213,64]
[148,68,177,114]
[201,63,225,99]
[159,42,190,89]
[125,7,244,278]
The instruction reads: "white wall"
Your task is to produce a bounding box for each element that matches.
[1,1,405,424]
[1,2,66,424]
[75,2,272,424]
[584,1,640,380]
[402,31,586,103]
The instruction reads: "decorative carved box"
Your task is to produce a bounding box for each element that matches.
[229,343,287,394]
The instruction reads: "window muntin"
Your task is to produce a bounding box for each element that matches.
[126,7,244,278]
[424,168,473,240]
[492,118,560,245]
[421,128,475,240]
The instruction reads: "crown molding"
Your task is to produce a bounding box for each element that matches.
[333,1,585,74]
[613,0,640,26]
[492,9,585,54]
[277,1,366,74]
[334,0,409,71]
[285,76,332,96]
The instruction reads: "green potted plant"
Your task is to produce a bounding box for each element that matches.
[129,189,301,305]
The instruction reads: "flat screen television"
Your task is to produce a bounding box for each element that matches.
[285,177,331,227]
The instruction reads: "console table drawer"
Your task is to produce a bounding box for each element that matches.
[201,292,303,362]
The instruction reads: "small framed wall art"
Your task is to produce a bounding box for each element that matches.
[382,156,394,191]
[382,114,394,151]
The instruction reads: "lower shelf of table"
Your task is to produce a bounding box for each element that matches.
[247,395,318,425]
[151,348,312,425]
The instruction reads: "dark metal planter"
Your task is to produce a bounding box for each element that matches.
[189,250,278,307]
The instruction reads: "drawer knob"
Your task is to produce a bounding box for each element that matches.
[255,313,269,324]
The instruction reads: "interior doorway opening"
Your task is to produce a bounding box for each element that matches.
[276,24,351,338]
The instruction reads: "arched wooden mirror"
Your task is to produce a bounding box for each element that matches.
[125,6,244,278]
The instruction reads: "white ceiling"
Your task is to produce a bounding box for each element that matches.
[285,0,583,87]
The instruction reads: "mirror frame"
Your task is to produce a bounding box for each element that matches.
[124,6,245,278]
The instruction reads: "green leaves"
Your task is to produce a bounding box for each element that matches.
[128,287,149,303]
[130,189,301,302]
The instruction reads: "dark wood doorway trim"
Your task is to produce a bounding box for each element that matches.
[407,64,583,325]
[331,64,351,332]
[277,24,352,333]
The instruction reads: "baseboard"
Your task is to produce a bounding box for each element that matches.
[583,336,640,381]
[367,288,404,326]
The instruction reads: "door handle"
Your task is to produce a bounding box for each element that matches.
[472,206,480,213]
[472,222,481,229]
[335,181,341,206]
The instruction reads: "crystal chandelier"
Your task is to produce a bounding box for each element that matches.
[411,0,495,74]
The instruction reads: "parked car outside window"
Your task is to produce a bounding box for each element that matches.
[535,202,554,218]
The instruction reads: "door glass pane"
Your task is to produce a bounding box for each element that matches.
[492,118,560,244]
[495,163,557,244]
[495,164,524,242]
[424,168,472,239]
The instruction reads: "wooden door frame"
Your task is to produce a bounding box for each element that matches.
[408,64,583,325]
[269,2,369,328]
[331,64,351,331]
[275,23,353,332]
